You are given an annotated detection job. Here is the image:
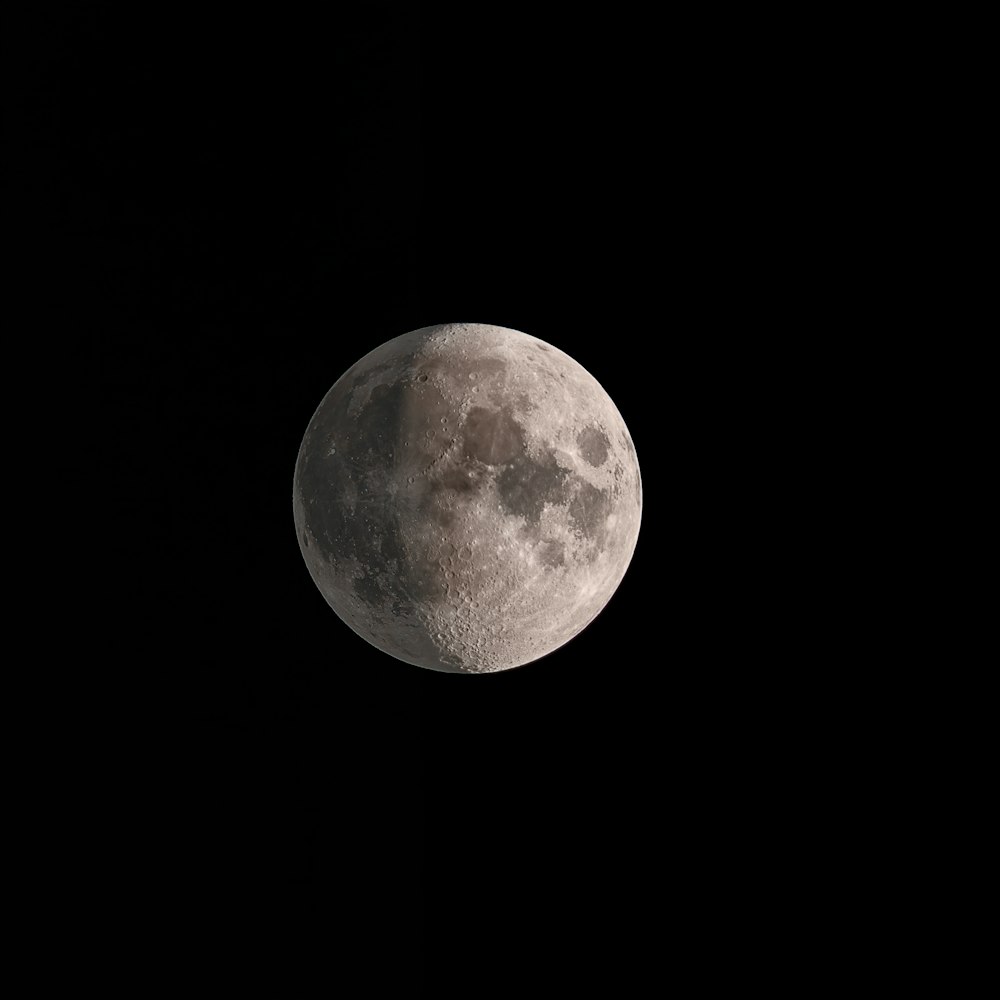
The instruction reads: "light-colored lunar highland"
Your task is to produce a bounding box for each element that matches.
[293,323,641,673]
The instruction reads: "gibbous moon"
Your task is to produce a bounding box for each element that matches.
[293,323,641,673]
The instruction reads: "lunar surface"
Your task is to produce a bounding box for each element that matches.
[292,323,641,673]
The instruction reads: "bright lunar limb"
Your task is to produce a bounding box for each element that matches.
[293,323,642,673]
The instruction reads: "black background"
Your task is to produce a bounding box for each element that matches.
[17,3,854,992]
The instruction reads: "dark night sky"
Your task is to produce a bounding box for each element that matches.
[17,3,855,992]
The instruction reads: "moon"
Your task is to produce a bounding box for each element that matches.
[293,323,642,673]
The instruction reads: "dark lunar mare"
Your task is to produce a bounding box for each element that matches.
[297,358,437,617]
[496,451,570,527]
[568,480,612,552]
[576,425,610,467]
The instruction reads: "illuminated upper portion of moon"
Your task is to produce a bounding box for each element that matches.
[293,323,642,673]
